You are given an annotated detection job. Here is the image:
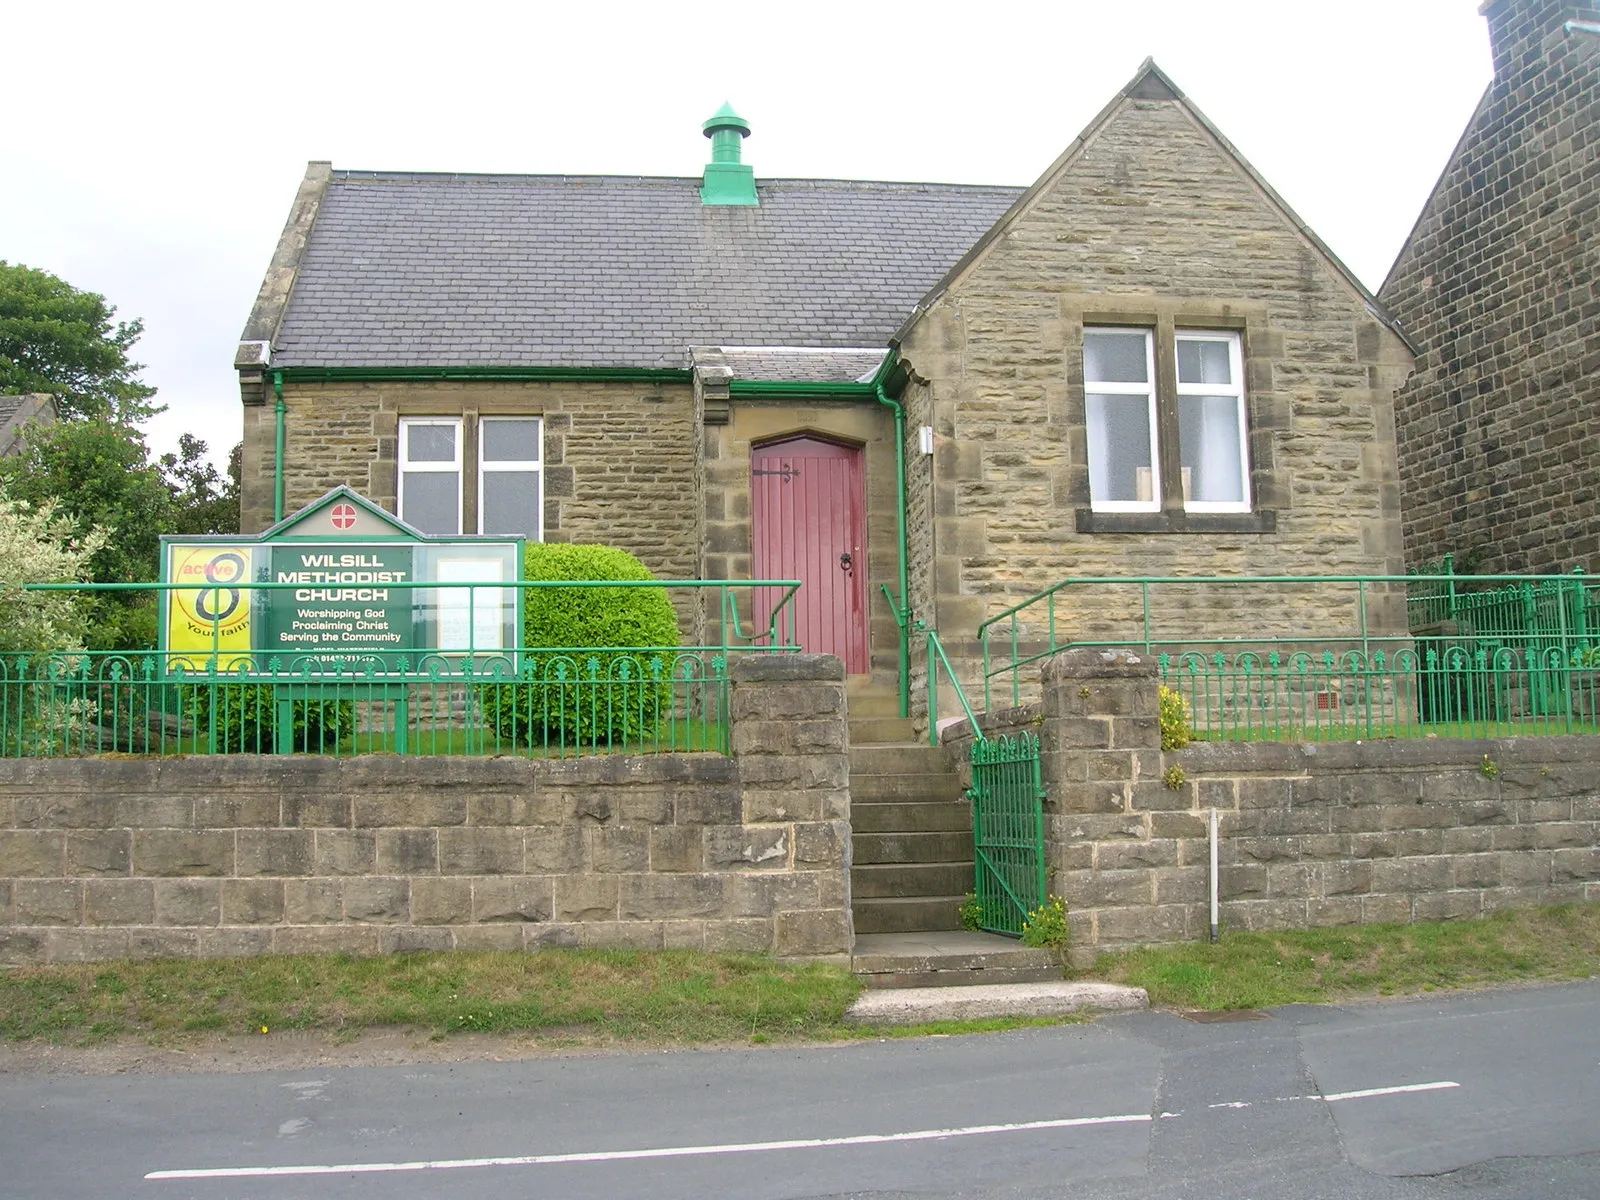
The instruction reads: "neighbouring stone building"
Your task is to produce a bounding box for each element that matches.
[0,393,56,457]
[1381,0,1600,575]
[238,63,1413,721]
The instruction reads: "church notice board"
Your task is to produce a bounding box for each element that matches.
[159,487,522,678]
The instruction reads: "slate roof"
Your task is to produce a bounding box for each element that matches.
[713,347,887,383]
[270,173,1023,370]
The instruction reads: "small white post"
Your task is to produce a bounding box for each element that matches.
[1209,807,1220,943]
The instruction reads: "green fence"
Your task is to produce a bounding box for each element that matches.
[1408,556,1595,653]
[968,731,1047,937]
[926,629,1046,936]
[1158,644,1600,742]
[978,574,1600,744]
[6,579,801,758]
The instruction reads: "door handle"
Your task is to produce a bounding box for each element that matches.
[839,552,853,573]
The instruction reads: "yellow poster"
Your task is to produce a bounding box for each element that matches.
[166,545,256,671]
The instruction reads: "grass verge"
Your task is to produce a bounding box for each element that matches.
[0,950,860,1046]
[1090,904,1600,1010]
[5,906,1596,1048]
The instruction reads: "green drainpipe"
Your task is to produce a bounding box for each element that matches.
[874,365,912,720]
[272,370,286,523]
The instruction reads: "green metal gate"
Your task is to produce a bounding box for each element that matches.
[967,732,1047,937]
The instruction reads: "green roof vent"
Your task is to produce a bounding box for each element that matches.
[700,102,758,206]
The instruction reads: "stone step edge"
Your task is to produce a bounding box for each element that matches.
[844,981,1149,1025]
[851,947,1062,966]
[851,950,1060,973]
[858,967,1065,990]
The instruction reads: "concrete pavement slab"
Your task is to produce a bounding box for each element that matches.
[845,979,1148,1024]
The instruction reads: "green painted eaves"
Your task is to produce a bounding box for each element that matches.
[273,366,692,384]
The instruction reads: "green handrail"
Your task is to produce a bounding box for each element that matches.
[976,571,1599,711]
[925,627,985,748]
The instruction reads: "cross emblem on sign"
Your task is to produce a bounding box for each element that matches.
[330,503,357,530]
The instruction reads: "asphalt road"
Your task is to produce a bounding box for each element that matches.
[3,980,1598,1199]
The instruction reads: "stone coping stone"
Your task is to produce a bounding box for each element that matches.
[1043,648,1157,680]
[731,654,844,682]
[844,980,1148,1025]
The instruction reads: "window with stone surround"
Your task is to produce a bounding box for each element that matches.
[1081,325,1266,532]
[398,417,462,535]
[399,416,543,539]
[478,417,543,540]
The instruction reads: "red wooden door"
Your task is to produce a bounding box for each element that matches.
[751,436,868,672]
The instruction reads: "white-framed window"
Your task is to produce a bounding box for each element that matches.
[478,417,543,539]
[398,418,463,535]
[1175,331,1250,512]
[1082,327,1251,514]
[1084,328,1161,512]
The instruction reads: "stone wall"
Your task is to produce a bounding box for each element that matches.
[898,68,1412,704]
[1380,0,1600,573]
[947,649,1600,949]
[240,380,699,587]
[0,656,852,966]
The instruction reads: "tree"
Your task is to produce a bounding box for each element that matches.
[0,490,106,655]
[0,261,161,424]
[0,421,172,648]
[161,434,240,537]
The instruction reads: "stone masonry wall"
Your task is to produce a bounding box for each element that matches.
[240,380,699,587]
[0,656,852,966]
[946,649,1600,950]
[899,77,1413,700]
[1380,0,1600,573]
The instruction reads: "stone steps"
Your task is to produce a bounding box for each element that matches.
[853,830,973,864]
[847,726,972,937]
[849,743,948,775]
[845,691,904,719]
[848,716,918,744]
[851,772,964,803]
[849,800,970,833]
[852,895,966,935]
[851,931,1063,989]
[852,861,974,898]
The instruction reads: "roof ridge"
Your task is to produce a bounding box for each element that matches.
[327,169,1026,192]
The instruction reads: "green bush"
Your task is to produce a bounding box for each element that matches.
[479,543,681,745]
[186,684,353,753]
[1158,684,1193,750]
[1020,895,1071,951]
[958,893,984,932]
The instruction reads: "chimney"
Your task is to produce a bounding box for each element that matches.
[1480,0,1600,81]
[700,103,758,207]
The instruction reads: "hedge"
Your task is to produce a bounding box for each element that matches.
[479,543,681,745]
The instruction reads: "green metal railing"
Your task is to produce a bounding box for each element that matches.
[1407,556,1594,650]
[968,731,1047,937]
[978,573,1600,744]
[925,627,1045,936]
[1159,644,1600,742]
[924,626,983,748]
[6,579,801,758]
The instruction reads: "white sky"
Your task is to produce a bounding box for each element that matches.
[2,0,1492,467]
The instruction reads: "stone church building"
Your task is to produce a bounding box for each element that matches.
[1381,0,1600,576]
[236,60,1414,717]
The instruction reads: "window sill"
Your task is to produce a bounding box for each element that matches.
[1074,509,1277,534]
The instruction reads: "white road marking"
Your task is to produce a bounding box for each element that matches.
[144,1081,1466,1182]
[144,1113,1154,1181]
[1322,1081,1459,1102]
